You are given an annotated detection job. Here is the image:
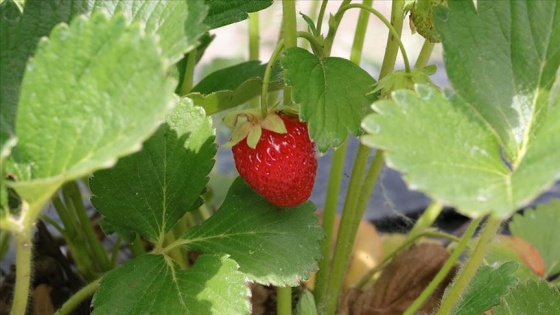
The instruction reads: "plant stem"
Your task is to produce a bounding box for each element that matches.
[322,148,383,315]
[52,193,96,280]
[314,0,373,303]
[349,0,373,64]
[63,181,111,272]
[414,40,435,69]
[54,279,101,315]
[260,39,285,117]
[356,229,463,289]
[379,0,406,79]
[436,216,502,315]
[296,31,323,56]
[11,205,33,315]
[404,216,484,315]
[277,3,297,314]
[407,201,443,239]
[110,236,121,266]
[129,235,146,257]
[322,0,352,56]
[277,286,292,315]
[315,0,329,37]
[248,12,260,60]
[179,48,198,96]
[312,138,346,304]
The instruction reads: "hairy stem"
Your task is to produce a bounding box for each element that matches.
[404,216,484,315]
[54,279,101,315]
[315,0,329,37]
[248,12,260,60]
[436,216,502,315]
[277,3,298,314]
[314,0,373,304]
[11,209,33,315]
[414,40,435,69]
[260,39,285,117]
[379,0,406,79]
[407,201,443,239]
[63,181,111,272]
[179,48,198,96]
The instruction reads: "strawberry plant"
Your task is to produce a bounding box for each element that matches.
[1,0,559,314]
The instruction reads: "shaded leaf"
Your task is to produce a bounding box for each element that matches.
[204,0,273,29]
[92,254,250,315]
[362,0,560,218]
[188,60,283,115]
[492,279,560,315]
[282,47,376,152]
[509,200,560,277]
[8,12,175,205]
[451,262,518,315]
[183,177,323,286]
[91,98,216,243]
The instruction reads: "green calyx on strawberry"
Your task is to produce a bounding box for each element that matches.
[224,110,317,207]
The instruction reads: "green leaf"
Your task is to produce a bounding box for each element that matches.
[92,254,250,315]
[282,47,377,152]
[9,12,175,205]
[434,0,560,165]
[362,84,560,217]
[362,0,560,217]
[188,60,283,115]
[0,0,89,146]
[92,0,208,64]
[0,0,207,147]
[451,262,518,315]
[492,279,560,315]
[204,0,273,29]
[90,97,216,243]
[182,177,324,286]
[509,200,560,277]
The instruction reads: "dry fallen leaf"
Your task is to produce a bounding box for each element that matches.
[342,243,456,315]
[33,284,55,315]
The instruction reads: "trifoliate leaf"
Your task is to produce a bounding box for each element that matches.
[362,0,560,218]
[204,0,273,29]
[450,262,518,315]
[509,200,560,277]
[183,177,324,286]
[491,279,560,315]
[92,254,250,315]
[91,97,216,243]
[282,47,376,152]
[189,60,283,115]
[8,12,175,206]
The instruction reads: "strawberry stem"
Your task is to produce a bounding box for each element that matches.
[436,216,503,315]
[314,0,373,306]
[261,39,284,118]
[339,3,411,73]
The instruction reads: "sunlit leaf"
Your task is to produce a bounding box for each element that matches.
[91,98,216,243]
[92,254,250,314]
[183,177,324,286]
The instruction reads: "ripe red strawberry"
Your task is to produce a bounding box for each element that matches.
[231,113,317,207]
